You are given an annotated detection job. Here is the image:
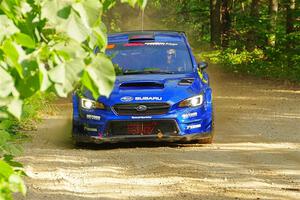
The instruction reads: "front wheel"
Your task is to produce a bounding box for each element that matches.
[198,115,214,144]
[197,135,213,144]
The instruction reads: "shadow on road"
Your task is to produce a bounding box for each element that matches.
[75,141,206,150]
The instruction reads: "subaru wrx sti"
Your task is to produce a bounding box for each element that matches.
[72,31,213,144]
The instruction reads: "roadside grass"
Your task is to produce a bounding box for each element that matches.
[200,48,300,83]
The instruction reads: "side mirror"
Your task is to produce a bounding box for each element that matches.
[198,62,208,70]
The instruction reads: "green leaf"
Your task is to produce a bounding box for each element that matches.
[7,99,23,119]
[102,0,116,11]
[81,70,100,99]
[41,0,72,24]
[48,64,65,84]
[9,174,27,195]
[91,22,107,51]
[0,67,15,98]
[2,40,23,78]
[72,0,103,27]
[137,0,147,9]
[38,63,51,92]
[121,0,147,9]
[14,33,35,48]
[65,11,91,43]
[53,59,85,97]
[83,54,116,98]
[57,5,71,19]
[53,40,87,60]
[0,15,19,41]
[0,160,14,179]
[0,130,11,146]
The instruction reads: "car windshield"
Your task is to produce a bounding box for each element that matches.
[106,41,193,75]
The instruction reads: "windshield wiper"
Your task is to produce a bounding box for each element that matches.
[123,70,174,75]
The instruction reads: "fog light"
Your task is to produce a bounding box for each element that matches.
[84,127,97,132]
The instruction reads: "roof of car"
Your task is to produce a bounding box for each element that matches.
[108,30,186,43]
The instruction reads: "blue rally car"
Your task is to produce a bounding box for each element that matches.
[72,31,213,144]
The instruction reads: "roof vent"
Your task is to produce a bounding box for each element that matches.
[128,33,155,42]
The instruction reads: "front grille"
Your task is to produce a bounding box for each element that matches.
[106,120,179,136]
[113,103,170,116]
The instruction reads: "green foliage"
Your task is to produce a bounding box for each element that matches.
[0,0,147,120]
[0,0,147,199]
[0,157,26,200]
[156,0,300,82]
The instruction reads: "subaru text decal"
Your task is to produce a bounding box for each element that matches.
[135,97,162,101]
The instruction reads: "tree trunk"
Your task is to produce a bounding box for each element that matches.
[286,0,296,34]
[246,0,260,51]
[210,0,221,47]
[221,0,231,48]
[286,0,296,67]
[267,0,278,46]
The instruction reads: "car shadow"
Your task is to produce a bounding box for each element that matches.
[75,141,205,150]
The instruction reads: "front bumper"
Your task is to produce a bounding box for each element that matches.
[72,95,213,144]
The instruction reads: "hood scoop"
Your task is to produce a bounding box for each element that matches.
[178,78,195,86]
[120,82,164,89]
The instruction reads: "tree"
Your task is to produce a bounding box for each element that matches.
[286,0,296,35]
[247,0,260,50]
[221,0,231,48]
[268,0,278,46]
[210,0,221,47]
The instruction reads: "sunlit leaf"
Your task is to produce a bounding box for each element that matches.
[14,33,35,48]
[83,54,115,98]
[48,63,65,84]
[0,160,14,179]
[7,99,23,119]
[0,15,19,41]
[102,0,116,11]
[72,0,103,27]
[0,67,15,98]
[9,174,27,195]
[2,40,23,78]
[65,11,91,42]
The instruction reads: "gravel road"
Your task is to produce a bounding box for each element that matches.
[16,64,300,200]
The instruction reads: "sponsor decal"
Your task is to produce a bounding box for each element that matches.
[135,97,162,101]
[121,96,133,102]
[86,114,101,121]
[187,124,202,130]
[145,42,178,46]
[124,43,145,47]
[182,112,198,119]
[131,116,152,119]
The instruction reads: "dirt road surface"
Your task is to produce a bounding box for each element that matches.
[15,65,300,200]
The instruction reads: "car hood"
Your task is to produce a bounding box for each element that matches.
[84,73,205,106]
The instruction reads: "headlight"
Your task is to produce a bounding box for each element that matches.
[80,97,105,110]
[179,94,204,107]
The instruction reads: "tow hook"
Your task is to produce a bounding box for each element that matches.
[157,129,164,139]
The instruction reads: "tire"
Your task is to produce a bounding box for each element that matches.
[198,112,214,144]
[198,135,213,144]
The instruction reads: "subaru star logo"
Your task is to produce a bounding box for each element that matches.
[136,105,147,112]
[121,96,133,102]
